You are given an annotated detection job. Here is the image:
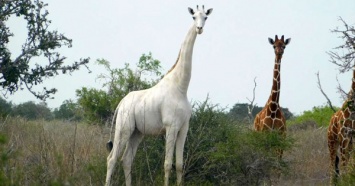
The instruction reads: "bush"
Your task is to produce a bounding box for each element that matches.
[288,105,336,128]
[206,127,293,185]
[0,98,295,185]
[76,53,162,124]
[12,101,53,120]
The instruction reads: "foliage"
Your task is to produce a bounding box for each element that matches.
[76,53,162,124]
[0,96,12,118]
[76,88,112,124]
[0,133,10,185]
[209,128,293,185]
[53,99,82,121]
[110,98,293,185]
[228,103,262,123]
[5,109,338,185]
[0,0,90,100]
[228,103,294,123]
[184,98,231,183]
[288,105,336,127]
[12,101,52,120]
[96,52,161,100]
[338,158,355,186]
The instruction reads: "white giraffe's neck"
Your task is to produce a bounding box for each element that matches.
[168,24,197,93]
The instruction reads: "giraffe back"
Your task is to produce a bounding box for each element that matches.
[254,106,286,132]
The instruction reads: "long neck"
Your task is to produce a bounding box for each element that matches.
[268,55,282,105]
[170,24,197,93]
[348,69,355,100]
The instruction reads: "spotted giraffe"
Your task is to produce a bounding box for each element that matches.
[328,69,355,182]
[254,35,291,157]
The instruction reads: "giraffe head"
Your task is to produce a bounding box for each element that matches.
[268,35,291,57]
[188,5,213,34]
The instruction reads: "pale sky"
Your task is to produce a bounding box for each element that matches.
[5,0,355,115]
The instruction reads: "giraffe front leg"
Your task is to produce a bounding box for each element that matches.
[164,127,178,186]
[175,122,189,186]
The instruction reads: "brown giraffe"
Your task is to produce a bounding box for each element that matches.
[254,35,291,156]
[328,69,355,181]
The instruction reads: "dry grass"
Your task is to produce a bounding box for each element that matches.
[1,117,110,185]
[279,127,330,185]
[0,117,334,185]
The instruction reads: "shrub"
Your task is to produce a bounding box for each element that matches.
[288,105,336,128]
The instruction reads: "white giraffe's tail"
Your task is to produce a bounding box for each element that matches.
[106,106,119,152]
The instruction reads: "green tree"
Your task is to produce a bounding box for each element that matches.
[228,103,294,123]
[76,88,112,123]
[53,99,82,121]
[12,101,52,120]
[0,96,12,118]
[0,0,90,100]
[76,53,162,124]
[288,105,336,127]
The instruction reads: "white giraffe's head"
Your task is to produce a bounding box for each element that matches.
[188,5,213,34]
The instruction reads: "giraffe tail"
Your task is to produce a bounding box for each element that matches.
[106,105,119,152]
[106,141,113,152]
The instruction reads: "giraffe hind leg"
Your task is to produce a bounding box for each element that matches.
[106,121,135,185]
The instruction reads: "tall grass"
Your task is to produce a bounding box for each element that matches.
[0,117,108,185]
[0,116,335,185]
[280,126,330,185]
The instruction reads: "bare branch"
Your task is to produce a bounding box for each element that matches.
[316,72,337,113]
[246,77,257,124]
[335,75,348,101]
[328,17,355,73]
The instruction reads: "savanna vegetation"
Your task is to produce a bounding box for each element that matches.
[0,54,343,185]
[0,99,330,186]
[2,1,355,185]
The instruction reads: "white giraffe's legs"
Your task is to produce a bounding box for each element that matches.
[175,121,189,186]
[164,126,179,186]
[105,113,135,186]
[122,130,144,186]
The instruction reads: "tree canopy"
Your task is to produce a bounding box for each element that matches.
[228,103,294,123]
[76,53,162,124]
[0,0,90,100]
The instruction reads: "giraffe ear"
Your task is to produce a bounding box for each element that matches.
[188,7,194,15]
[206,8,213,16]
[268,38,274,45]
[285,38,291,45]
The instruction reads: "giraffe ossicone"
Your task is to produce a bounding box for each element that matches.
[105,5,212,186]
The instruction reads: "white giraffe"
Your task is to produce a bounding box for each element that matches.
[105,5,213,186]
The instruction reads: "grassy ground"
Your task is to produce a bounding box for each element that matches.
[280,126,330,185]
[0,117,332,185]
[1,117,109,185]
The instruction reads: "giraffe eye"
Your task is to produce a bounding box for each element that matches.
[192,17,196,20]
[273,46,276,49]
[205,17,208,20]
